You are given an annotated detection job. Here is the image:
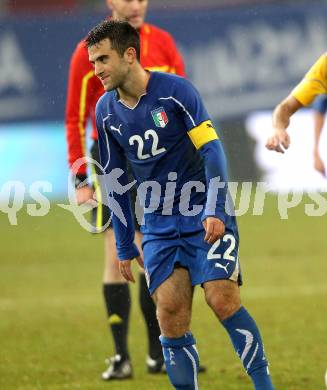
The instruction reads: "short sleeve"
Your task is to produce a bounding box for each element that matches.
[292,53,327,106]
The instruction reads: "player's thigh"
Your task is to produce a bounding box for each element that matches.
[203,279,241,321]
[153,267,193,315]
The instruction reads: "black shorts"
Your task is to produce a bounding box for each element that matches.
[90,141,140,233]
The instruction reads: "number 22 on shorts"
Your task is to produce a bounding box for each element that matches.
[207,234,236,261]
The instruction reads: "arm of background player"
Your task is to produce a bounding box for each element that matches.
[291,53,327,107]
[65,43,94,178]
[266,95,302,153]
[96,106,140,260]
[267,53,327,153]
[166,32,186,77]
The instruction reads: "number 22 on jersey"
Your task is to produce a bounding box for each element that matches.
[129,129,166,160]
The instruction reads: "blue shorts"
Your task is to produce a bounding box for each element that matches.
[141,213,242,295]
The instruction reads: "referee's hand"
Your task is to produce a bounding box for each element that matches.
[203,217,225,244]
[119,256,144,283]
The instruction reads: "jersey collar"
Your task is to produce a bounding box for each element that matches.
[116,71,157,110]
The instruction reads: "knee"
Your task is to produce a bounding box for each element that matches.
[205,292,240,321]
[157,298,182,321]
[205,282,241,321]
[156,299,190,336]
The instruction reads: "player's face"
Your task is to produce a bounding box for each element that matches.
[88,39,129,92]
[106,0,148,29]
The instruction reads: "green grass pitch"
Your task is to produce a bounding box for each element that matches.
[1,194,326,389]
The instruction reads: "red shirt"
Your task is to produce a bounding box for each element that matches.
[65,22,186,175]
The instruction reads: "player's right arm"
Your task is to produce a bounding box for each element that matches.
[266,53,327,153]
[65,42,95,204]
[95,100,141,281]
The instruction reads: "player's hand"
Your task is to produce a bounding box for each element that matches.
[75,186,97,206]
[119,256,144,283]
[314,153,326,176]
[203,217,225,244]
[265,129,290,153]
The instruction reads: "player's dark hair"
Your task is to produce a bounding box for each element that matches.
[85,20,140,61]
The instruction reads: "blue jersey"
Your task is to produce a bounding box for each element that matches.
[96,72,234,260]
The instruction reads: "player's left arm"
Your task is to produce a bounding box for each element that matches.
[173,78,228,243]
[190,125,228,244]
[198,139,228,244]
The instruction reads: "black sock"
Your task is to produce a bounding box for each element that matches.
[139,274,162,360]
[103,283,131,360]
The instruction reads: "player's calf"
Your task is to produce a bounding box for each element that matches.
[160,332,199,390]
[204,280,275,389]
[221,306,275,390]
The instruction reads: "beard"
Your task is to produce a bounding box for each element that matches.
[103,66,128,92]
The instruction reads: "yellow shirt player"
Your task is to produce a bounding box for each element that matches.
[266,52,327,175]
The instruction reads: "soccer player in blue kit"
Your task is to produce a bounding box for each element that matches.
[87,20,275,390]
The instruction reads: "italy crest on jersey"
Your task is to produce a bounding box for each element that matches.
[151,107,168,128]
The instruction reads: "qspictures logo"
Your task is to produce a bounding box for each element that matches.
[1,157,327,231]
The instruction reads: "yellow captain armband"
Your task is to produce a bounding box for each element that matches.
[187,120,218,150]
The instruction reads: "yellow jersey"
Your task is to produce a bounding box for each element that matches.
[292,53,327,106]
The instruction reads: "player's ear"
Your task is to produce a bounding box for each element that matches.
[124,47,137,64]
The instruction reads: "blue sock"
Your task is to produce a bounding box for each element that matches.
[160,332,199,390]
[222,306,275,390]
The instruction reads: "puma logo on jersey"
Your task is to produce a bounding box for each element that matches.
[214,262,229,274]
[110,124,122,135]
